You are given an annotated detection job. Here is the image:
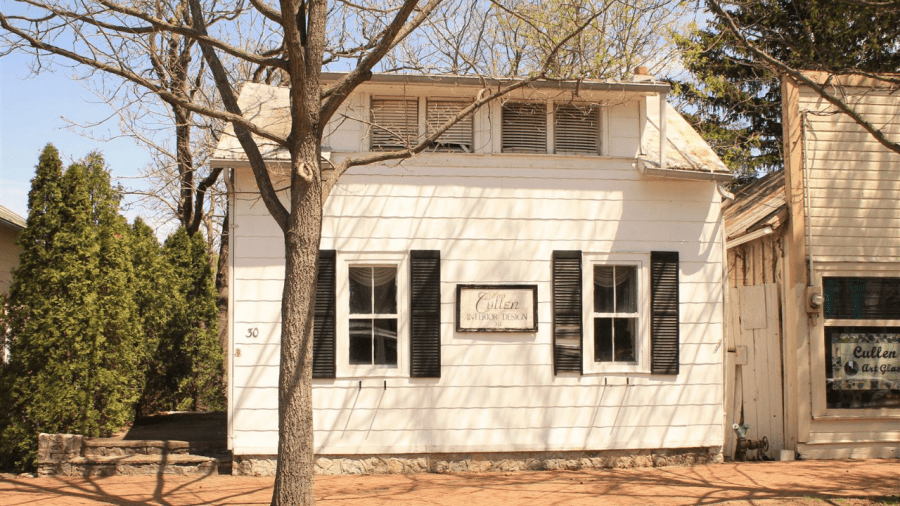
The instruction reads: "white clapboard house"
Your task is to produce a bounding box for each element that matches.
[211,73,735,474]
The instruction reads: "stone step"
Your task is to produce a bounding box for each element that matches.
[37,453,220,477]
[81,438,226,458]
[37,434,231,477]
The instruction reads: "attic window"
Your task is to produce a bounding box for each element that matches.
[556,104,600,154]
[371,97,418,150]
[502,102,547,153]
[427,99,473,152]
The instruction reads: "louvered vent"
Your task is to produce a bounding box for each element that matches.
[556,104,600,154]
[427,99,473,152]
[502,102,547,153]
[371,97,418,150]
[553,251,583,374]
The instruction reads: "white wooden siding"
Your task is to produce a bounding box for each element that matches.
[800,87,900,264]
[229,89,726,455]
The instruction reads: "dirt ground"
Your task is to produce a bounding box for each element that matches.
[1,459,897,506]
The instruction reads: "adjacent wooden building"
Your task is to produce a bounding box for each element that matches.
[724,72,899,461]
[213,74,734,473]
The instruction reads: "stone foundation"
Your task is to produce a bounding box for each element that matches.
[233,447,723,477]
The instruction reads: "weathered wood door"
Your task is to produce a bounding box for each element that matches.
[725,283,785,459]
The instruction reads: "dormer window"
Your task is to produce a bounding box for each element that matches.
[501,102,547,153]
[556,104,601,155]
[370,97,418,150]
[427,99,473,152]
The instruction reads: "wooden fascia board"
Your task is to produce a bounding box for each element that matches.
[800,71,900,89]
[637,162,734,182]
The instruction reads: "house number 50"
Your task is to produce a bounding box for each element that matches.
[246,327,259,338]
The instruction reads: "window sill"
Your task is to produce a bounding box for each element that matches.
[338,365,406,379]
[812,408,900,420]
[582,363,650,376]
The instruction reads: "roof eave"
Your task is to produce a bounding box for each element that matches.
[320,72,671,94]
[637,160,734,183]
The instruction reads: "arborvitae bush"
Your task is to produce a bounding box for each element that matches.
[140,228,225,414]
[130,218,174,416]
[0,146,146,470]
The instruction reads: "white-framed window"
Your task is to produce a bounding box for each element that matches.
[336,252,409,378]
[814,272,900,415]
[583,252,650,374]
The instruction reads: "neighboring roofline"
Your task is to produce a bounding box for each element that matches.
[724,169,788,243]
[798,71,900,89]
[0,205,26,231]
[319,72,672,94]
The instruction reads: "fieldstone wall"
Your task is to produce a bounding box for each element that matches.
[233,447,723,477]
[37,433,84,476]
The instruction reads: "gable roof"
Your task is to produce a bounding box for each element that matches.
[639,102,732,180]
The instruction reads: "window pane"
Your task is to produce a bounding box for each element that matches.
[615,266,637,313]
[594,317,613,362]
[824,277,900,319]
[824,326,900,409]
[373,319,398,366]
[349,267,372,314]
[594,266,615,313]
[349,319,372,364]
[613,317,636,362]
[372,267,397,314]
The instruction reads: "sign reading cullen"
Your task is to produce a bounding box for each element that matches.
[831,333,900,390]
[456,284,538,332]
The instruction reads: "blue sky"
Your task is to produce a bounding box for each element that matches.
[1,52,152,220]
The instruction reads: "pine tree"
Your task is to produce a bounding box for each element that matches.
[0,146,145,470]
[671,0,900,182]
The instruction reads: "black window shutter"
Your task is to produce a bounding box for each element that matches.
[312,250,336,379]
[650,251,679,375]
[553,251,583,374]
[410,250,441,378]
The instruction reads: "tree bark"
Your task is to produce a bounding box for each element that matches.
[216,196,230,376]
[272,153,323,506]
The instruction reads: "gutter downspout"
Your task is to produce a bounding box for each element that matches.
[659,91,667,171]
[226,167,236,452]
[801,110,814,289]
[717,182,735,457]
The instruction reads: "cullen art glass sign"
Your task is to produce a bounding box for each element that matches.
[831,333,900,391]
[456,285,538,332]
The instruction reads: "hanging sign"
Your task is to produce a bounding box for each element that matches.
[456,285,538,332]
[831,333,900,390]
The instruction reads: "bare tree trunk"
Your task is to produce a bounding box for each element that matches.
[216,196,230,378]
[272,156,323,506]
